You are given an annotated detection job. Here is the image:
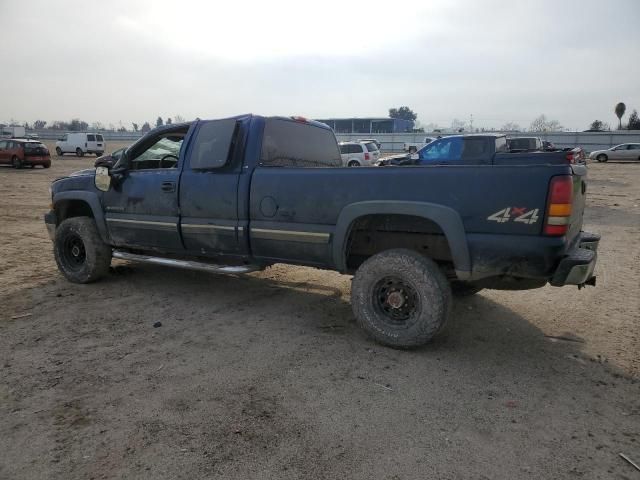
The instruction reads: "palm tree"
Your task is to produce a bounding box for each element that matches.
[615,102,626,129]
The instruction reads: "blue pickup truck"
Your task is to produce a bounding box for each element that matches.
[44,115,599,348]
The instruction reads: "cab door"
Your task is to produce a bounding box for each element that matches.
[102,127,190,252]
[178,118,245,258]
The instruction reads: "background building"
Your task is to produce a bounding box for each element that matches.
[314,117,414,134]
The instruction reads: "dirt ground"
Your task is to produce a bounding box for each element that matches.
[0,145,639,479]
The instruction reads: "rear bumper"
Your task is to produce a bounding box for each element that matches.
[550,232,600,287]
[24,156,51,165]
[44,210,57,241]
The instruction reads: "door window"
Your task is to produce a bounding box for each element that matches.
[0,141,6,149]
[129,135,184,170]
[188,119,237,169]
[87,134,95,141]
[417,137,463,163]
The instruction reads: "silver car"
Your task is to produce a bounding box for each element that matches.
[589,143,640,162]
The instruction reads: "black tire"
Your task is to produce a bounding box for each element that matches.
[56,147,63,156]
[53,217,112,283]
[351,249,452,348]
[408,147,417,153]
[43,161,51,168]
[347,160,360,167]
[76,148,84,157]
[450,281,483,297]
[597,154,607,162]
[12,156,22,169]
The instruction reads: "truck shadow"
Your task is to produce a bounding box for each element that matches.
[94,263,629,381]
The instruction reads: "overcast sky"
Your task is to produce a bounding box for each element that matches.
[1,0,639,130]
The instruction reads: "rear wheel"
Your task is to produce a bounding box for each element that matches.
[348,160,360,167]
[56,147,63,156]
[351,249,452,348]
[43,161,51,168]
[597,154,607,162]
[12,156,22,169]
[54,217,112,283]
[76,148,84,157]
[408,146,417,153]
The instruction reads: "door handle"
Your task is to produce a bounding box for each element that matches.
[161,181,176,192]
[279,208,295,217]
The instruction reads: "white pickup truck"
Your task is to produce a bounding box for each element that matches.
[403,136,436,153]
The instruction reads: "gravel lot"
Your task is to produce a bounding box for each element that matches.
[1,146,639,479]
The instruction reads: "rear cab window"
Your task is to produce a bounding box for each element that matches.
[260,119,341,167]
[96,134,104,142]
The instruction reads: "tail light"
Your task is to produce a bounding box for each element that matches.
[544,175,573,236]
[364,152,370,161]
[565,148,584,164]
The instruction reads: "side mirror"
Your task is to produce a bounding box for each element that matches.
[94,156,114,169]
[410,153,419,160]
[94,166,112,192]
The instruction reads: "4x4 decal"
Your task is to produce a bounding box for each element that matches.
[487,207,540,224]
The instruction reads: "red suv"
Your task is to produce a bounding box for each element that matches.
[0,139,51,169]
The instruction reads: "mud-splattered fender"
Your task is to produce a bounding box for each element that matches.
[52,191,110,244]
[332,200,471,278]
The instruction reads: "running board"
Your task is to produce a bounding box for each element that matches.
[112,250,261,275]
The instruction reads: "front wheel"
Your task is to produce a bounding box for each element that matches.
[408,147,417,153]
[12,156,22,169]
[54,217,112,283]
[597,154,607,162]
[56,147,63,156]
[351,249,452,348]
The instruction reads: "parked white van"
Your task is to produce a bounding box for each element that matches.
[55,132,105,157]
